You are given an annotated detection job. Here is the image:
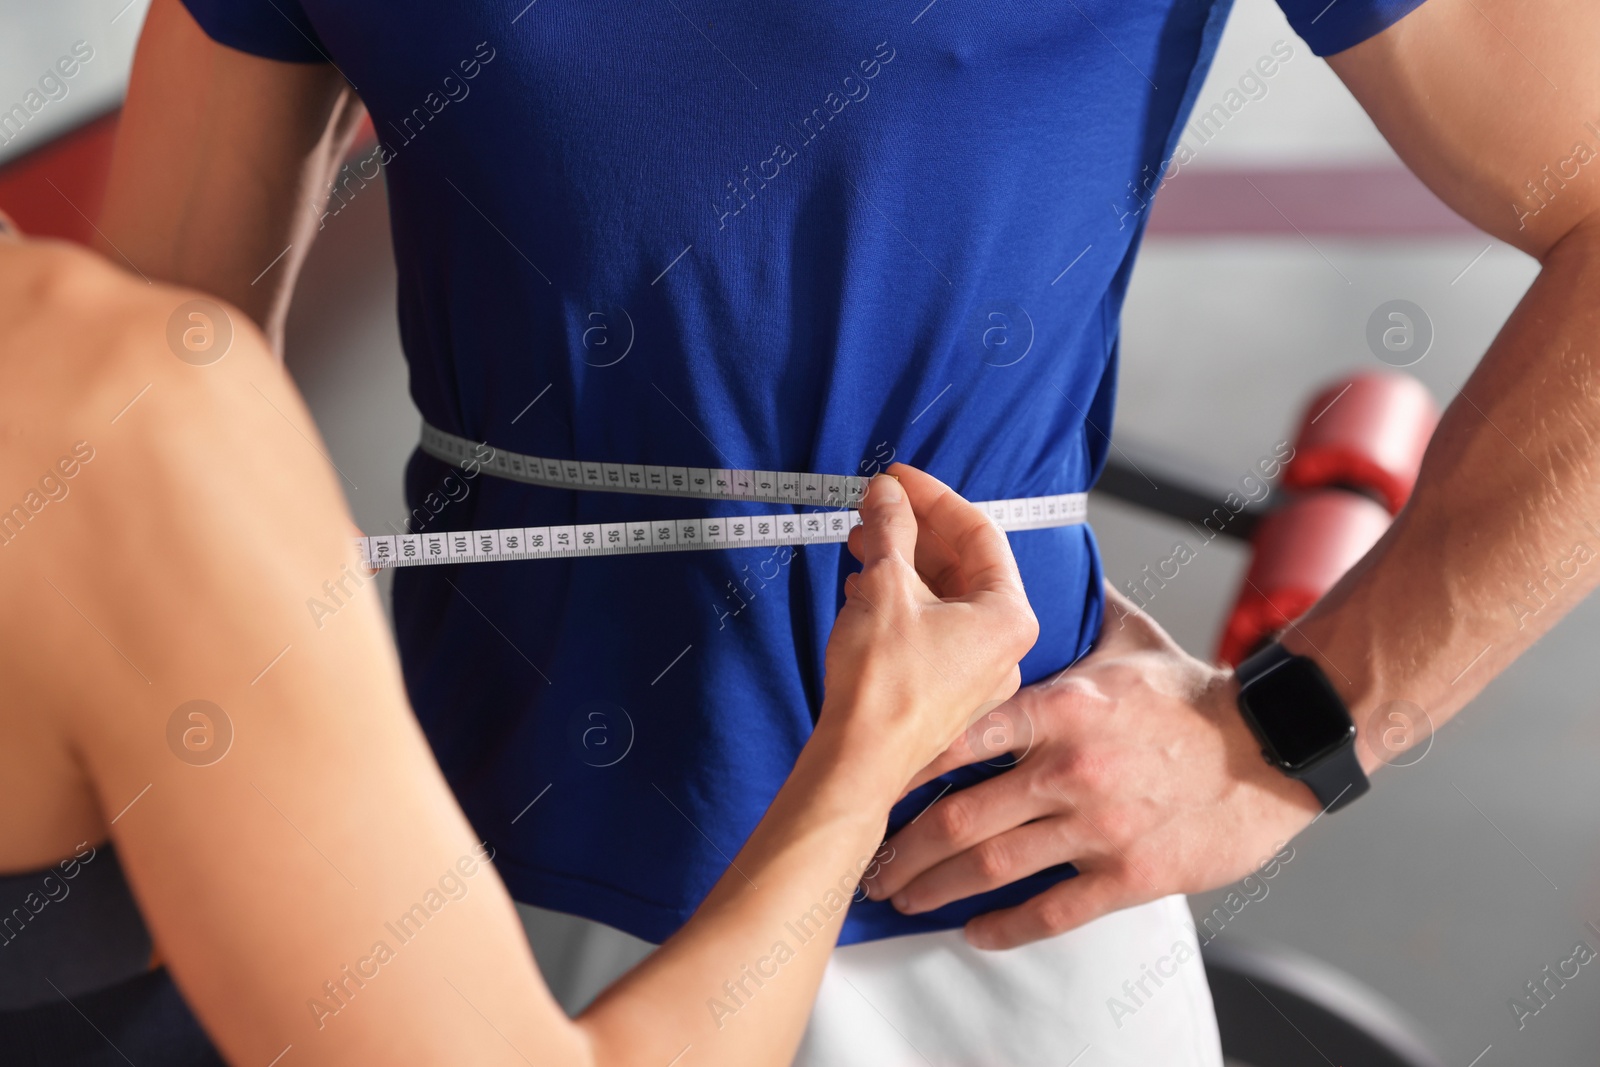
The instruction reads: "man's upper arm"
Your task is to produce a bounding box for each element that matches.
[98,0,363,350]
[1324,0,1600,257]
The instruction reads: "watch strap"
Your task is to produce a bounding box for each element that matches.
[1235,639,1294,684]
[1298,738,1370,813]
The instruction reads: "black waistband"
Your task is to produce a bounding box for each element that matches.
[0,842,152,1010]
[0,966,222,1066]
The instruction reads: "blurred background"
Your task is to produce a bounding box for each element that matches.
[4,2,1595,1065]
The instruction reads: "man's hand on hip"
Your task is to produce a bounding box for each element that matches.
[862,583,1324,950]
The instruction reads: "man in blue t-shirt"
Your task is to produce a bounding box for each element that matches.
[98,0,1600,1060]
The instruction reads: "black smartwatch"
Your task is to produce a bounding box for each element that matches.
[1233,641,1368,814]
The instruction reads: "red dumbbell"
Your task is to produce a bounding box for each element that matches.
[1216,490,1392,667]
[1281,371,1439,515]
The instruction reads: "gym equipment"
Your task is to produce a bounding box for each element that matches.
[1211,371,1436,664]
[1093,371,1436,666]
[1215,490,1391,666]
[1205,938,1446,1067]
[1280,371,1439,515]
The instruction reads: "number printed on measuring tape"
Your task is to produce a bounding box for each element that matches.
[357,422,1090,568]
[420,422,872,507]
[355,492,1088,569]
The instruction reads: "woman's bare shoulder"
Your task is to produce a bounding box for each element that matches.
[0,239,363,733]
[0,238,273,430]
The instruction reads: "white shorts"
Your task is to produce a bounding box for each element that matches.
[519,894,1222,1067]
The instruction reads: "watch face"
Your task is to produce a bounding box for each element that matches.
[1242,658,1355,770]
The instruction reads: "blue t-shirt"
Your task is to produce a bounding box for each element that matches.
[182,0,1425,945]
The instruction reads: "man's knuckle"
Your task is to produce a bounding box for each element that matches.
[1031,764,1068,805]
[1048,748,1086,788]
[931,799,973,844]
[1031,898,1074,935]
[1038,761,1073,802]
[1099,855,1131,885]
[1065,751,1113,795]
[1036,686,1089,729]
[1101,661,1145,694]
[1096,809,1134,848]
[972,839,1012,882]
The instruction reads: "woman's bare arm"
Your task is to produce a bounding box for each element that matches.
[0,239,1034,1066]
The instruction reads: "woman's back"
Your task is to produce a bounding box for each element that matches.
[0,246,133,879]
[0,239,572,1064]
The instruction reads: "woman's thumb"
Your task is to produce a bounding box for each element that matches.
[848,473,917,567]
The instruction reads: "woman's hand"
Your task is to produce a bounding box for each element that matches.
[821,463,1040,787]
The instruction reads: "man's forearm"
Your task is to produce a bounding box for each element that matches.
[1287,220,1600,770]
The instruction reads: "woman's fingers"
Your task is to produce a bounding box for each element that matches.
[847,472,919,573]
[888,463,1038,672]
[887,463,1025,601]
[879,466,966,597]
[825,463,1037,780]
[848,463,1021,603]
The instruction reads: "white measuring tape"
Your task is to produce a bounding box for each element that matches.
[353,423,1089,568]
